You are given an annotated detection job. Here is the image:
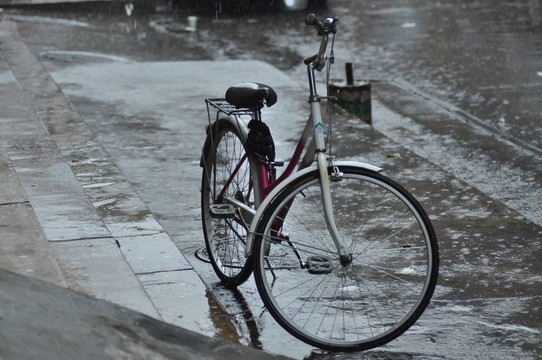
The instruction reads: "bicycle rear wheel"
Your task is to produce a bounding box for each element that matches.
[201,119,258,286]
[252,166,439,351]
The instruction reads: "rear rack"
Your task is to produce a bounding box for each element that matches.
[205,98,254,117]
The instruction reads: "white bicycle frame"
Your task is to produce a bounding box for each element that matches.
[243,62,381,258]
[216,17,383,260]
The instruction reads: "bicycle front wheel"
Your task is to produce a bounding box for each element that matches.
[252,166,439,351]
[201,119,258,286]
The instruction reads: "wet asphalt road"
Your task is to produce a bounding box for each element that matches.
[1,0,541,359]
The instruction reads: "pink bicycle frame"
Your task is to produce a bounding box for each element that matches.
[259,118,315,200]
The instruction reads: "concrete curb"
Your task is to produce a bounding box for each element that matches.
[0,269,293,360]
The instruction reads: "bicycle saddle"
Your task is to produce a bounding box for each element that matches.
[225,82,277,109]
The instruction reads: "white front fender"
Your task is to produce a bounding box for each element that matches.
[245,161,382,256]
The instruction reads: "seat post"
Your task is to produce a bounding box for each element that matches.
[253,108,263,122]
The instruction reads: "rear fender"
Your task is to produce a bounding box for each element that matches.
[200,114,249,167]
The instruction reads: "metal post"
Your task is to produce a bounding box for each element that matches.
[345,62,354,86]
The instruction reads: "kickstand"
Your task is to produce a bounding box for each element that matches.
[265,257,277,281]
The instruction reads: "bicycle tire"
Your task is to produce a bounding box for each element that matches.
[201,119,258,286]
[252,166,439,351]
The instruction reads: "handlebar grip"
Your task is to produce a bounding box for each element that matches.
[306,13,317,25]
[306,13,324,35]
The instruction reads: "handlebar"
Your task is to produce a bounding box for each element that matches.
[304,14,338,71]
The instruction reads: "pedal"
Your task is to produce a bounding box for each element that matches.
[306,255,334,274]
[209,204,236,219]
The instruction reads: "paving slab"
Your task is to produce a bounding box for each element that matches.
[117,231,193,274]
[0,50,48,140]
[50,237,161,317]
[0,144,27,205]
[5,138,112,241]
[0,145,67,287]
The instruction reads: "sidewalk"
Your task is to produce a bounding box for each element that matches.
[0,40,292,359]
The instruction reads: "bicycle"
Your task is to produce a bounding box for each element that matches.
[200,14,439,352]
